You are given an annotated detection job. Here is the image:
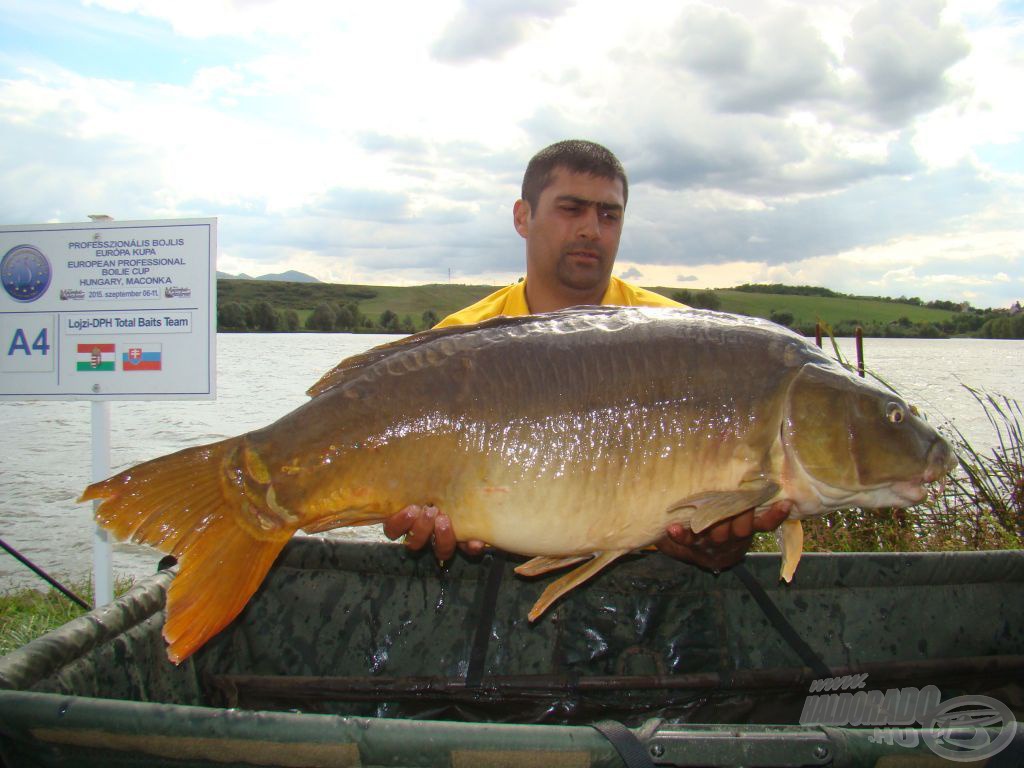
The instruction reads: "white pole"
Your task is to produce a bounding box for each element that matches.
[91,400,114,607]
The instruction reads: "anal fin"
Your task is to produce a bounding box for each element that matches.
[527,550,627,621]
[776,519,804,583]
[514,555,589,577]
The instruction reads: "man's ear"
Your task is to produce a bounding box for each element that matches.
[513,199,530,239]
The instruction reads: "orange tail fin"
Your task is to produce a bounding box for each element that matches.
[80,437,292,663]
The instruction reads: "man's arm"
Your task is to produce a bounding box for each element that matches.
[383,503,790,569]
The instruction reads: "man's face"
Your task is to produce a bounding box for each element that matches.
[515,168,625,296]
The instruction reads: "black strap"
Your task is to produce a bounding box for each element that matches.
[732,563,832,680]
[465,550,507,689]
[591,720,656,768]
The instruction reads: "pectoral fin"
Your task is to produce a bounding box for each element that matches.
[776,519,804,582]
[515,555,590,577]
[527,550,627,621]
[670,483,780,534]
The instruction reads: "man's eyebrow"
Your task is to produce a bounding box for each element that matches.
[554,194,624,211]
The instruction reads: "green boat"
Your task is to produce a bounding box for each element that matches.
[1,539,1022,766]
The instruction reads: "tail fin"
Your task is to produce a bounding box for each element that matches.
[80,437,291,663]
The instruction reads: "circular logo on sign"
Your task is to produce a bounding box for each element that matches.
[1,244,52,302]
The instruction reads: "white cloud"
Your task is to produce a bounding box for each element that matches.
[0,0,1020,308]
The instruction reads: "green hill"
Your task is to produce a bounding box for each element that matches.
[217,279,1000,337]
[218,279,494,326]
[657,288,957,327]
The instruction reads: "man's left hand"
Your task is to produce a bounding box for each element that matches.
[657,501,791,571]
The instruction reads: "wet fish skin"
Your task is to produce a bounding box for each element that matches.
[81,307,955,662]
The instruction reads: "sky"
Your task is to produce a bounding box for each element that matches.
[1,0,1022,308]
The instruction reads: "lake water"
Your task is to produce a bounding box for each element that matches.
[1,333,1022,592]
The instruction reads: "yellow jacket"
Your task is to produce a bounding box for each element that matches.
[435,276,684,328]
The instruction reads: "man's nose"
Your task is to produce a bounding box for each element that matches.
[576,206,601,239]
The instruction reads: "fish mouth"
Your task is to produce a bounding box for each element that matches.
[923,436,958,482]
[886,438,958,505]
[885,480,930,505]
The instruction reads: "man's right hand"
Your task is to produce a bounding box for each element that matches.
[382,505,486,561]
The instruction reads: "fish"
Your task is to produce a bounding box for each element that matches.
[81,306,956,663]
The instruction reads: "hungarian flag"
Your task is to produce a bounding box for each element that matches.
[76,343,115,372]
[123,344,162,371]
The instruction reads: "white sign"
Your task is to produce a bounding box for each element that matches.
[0,218,216,400]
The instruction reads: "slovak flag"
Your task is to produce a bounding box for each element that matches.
[122,343,162,371]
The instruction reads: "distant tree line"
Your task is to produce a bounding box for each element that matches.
[771,312,1003,339]
[978,313,1024,339]
[733,283,973,312]
[733,283,841,298]
[218,299,441,334]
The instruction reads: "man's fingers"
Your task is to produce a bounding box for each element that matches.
[459,540,487,556]
[730,509,754,539]
[754,501,792,532]
[432,512,456,561]
[664,522,694,546]
[383,505,419,541]
[708,518,732,545]
[404,505,436,550]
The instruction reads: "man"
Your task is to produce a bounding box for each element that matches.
[384,140,788,570]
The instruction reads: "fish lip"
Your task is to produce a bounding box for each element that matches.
[888,480,929,505]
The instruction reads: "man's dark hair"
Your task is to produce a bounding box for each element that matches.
[521,139,628,213]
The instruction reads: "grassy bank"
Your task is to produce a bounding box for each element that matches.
[1,577,134,656]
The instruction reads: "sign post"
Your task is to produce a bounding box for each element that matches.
[1,218,216,606]
[92,400,113,605]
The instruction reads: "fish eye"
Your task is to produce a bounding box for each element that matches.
[886,402,906,424]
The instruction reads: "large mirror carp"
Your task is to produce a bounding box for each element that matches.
[82,306,956,662]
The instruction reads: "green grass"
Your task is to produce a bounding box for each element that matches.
[643,287,956,327]
[0,577,135,655]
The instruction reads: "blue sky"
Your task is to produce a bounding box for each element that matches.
[1,0,1021,307]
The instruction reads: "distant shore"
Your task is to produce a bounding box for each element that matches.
[215,279,1021,338]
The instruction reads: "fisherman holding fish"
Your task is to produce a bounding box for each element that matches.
[84,137,955,661]
[383,139,790,572]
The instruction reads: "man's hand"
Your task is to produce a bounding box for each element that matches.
[657,501,791,571]
[382,505,485,561]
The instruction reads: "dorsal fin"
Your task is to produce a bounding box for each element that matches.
[305,306,624,398]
